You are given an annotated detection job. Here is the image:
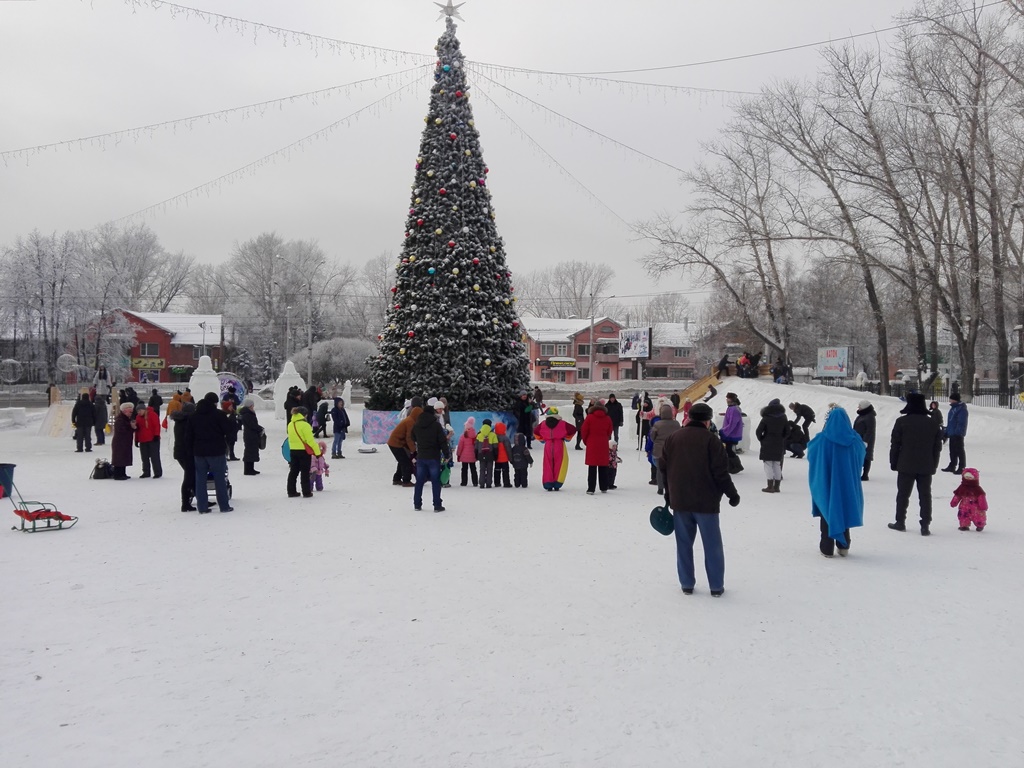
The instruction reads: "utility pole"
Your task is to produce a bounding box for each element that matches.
[305,283,313,385]
[589,292,595,383]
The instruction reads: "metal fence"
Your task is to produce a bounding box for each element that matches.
[815,378,1024,411]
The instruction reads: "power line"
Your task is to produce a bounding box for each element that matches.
[0,66,430,163]
[467,66,687,174]
[472,86,631,228]
[539,1,1006,76]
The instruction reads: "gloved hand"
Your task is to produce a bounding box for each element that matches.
[728,494,740,507]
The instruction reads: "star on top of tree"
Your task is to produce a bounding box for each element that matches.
[435,0,465,22]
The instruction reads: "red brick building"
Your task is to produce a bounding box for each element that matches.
[520,316,630,384]
[520,317,699,383]
[117,311,224,384]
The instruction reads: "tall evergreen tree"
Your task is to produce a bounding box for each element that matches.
[367,13,529,411]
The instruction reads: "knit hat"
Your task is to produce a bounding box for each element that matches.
[769,398,781,406]
[949,392,961,402]
[203,392,219,405]
[546,406,559,416]
[482,418,492,426]
[119,402,135,412]
[242,398,254,409]
[688,403,713,422]
[858,400,871,411]
[426,397,440,409]
[900,392,928,415]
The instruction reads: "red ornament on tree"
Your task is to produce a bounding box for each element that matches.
[449,133,458,140]
[448,240,456,248]
[455,90,463,98]
[439,188,447,195]
[391,287,397,293]
[407,331,415,338]
[394,304,401,310]
[472,258,480,265]
[417,219,424,227]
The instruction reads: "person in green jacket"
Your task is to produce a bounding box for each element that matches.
[287,407,321,498]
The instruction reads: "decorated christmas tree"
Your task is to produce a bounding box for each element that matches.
[367,7,530,411]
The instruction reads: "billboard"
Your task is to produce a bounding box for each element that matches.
[618,327,652,360]
[816,346,853,378]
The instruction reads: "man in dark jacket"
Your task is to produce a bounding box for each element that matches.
[660,402,740,597]
[188,392,232,513]
[789,402,816,431]
[513,392,535,449]
[942,393,969,474]
[411,397,451,512]
[888,392,942,535]
[606,394,624,444]
[170,401,196,511]
[853,401,876,481]
[71,391,96,453]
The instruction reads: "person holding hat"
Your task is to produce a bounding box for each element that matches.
[888,392,942,535]
[853,400,877,481]
[808,405,865,557]
[660,402,740,597]
[411,397,451,511]
[110,401,138,480]
[942,393,969,474]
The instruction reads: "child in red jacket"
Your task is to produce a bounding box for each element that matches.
[493,422,514,488]
[951,467,988,531]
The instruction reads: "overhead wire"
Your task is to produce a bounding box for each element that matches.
[471,86,632,229]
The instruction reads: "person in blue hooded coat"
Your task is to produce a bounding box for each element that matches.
[807,405,866,557]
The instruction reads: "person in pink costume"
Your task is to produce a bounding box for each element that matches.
[533,407,577,491]
[951,467,988,531]
[456,417,478,487]
[310,440,331,492]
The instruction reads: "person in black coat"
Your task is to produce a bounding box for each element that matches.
[513,392,535,449]
[888,392,942,535]
[223,401,241,461]
[284,386,302,419]
[170,401,196,511]
[789,402,816,432]
[572,393,585,449]
[238,398,263,475]
[606,393,624,444]
[189,392,232,513]
[853,401,877,481]
[110,402,137,479]
[411,398,452,512]
[313,400,330,439]
[301,385,321,416]
[786,421,809,458]
[755,398,791,493]
[71,392,96,452]
[148,387,163,415]
[93,395,108,445]
[716,354,730,378]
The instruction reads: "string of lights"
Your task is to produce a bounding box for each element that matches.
[104,73,429,227]
[0,66,431,164]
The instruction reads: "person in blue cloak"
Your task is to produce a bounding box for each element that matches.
[807,404,866,557]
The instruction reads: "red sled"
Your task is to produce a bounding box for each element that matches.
[1,463,78,533]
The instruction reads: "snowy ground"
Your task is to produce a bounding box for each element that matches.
[2,378,1022,767]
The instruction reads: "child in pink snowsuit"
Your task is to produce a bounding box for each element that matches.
[310,440,330,492]
[951,467,987,531]
[456,417,478,487]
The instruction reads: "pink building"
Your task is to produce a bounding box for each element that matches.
[520,317,698,383]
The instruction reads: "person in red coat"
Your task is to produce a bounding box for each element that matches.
[135,403,163,479]
[580,401,614,494]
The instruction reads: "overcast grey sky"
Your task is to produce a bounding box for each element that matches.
[2,0,912,300]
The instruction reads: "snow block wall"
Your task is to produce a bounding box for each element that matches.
[361,410,519,445]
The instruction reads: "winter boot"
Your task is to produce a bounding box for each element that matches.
[773,479,781,493]
[761,481,774,494]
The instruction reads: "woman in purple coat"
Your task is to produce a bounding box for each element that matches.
[110,402,137,480]
[719,392,744,471]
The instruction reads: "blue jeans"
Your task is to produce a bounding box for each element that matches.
[332,431,346,456]
[673,509,725,592]
[194,454,230,512]
[414,458,442,509]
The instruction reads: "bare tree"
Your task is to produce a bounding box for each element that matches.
[517,261,614,318]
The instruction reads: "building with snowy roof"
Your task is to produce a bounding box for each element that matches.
[116,310,225,384]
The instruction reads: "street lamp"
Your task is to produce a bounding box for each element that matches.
[276,254,324,384]
[198,321,208,358]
